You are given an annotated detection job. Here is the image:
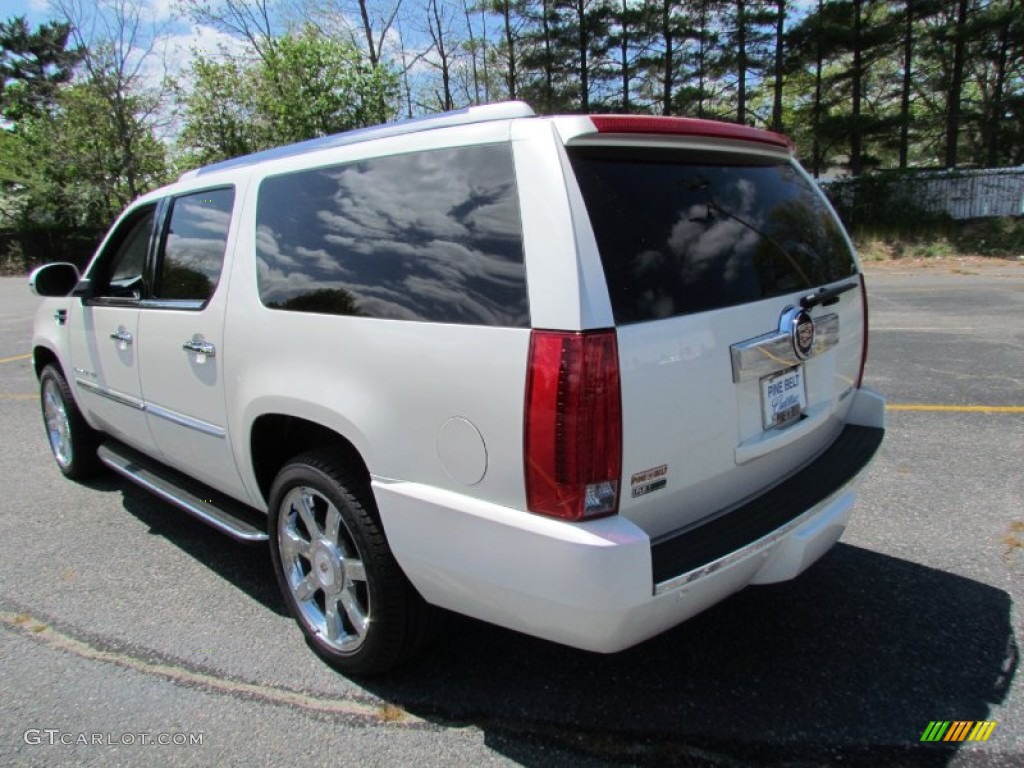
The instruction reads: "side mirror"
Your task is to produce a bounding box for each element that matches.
[71,278,94,299]
[28,263,81,297]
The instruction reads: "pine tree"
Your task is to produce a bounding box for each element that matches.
[0,16,81,122]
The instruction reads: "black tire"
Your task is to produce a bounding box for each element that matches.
[267,450,437,676]
[39,364,101,480]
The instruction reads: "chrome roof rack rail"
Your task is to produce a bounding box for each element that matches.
[180,101,536,180]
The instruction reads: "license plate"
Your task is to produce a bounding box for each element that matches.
[761,366,807,429]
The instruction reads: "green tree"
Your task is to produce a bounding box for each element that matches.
[770,0,786,131]
[260,27,399,141]
[489,0,528,100]
[1,1,168,272]
[942,0,971,167]
[173,54,267,166]
[964,0,1024,166]
[54,0,172,203]
[176,27,399,166]
[2,78,167,229]
[605,0,642,111]
[425,0,457,110]
[653,0,696,115]
[558,0,613,112]
[785,0,897,175]
[680,0,726,118]
[628,0,700,116]
[519,0,568,112]
[0,15,81,121]
[721,0,776,125]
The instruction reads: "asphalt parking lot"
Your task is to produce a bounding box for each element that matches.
[0,261,1022,767]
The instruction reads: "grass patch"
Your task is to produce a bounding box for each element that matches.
[377,703,406,723]
[1005,521,1024,562]
[852,216,1024,261]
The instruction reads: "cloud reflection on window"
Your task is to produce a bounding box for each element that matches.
[568,149,856,324]
[158,188,234,301]
[255,144,528,327]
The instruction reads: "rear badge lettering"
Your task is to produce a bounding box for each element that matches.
[631,464,668,498]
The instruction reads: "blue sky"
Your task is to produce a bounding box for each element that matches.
[1,0,52,26]
[0,0,254,98]
[0,0,415,101]
[0,0,257,142]
[2,0,821,126]
[2,0,170,29]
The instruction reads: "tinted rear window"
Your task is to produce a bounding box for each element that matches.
[255,143,528,327]
[568,147,857,324]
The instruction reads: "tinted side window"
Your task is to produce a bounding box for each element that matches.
[92,205,157,300]
[255,144,528,327]
[567,147,857,324]
[155,187,235,302]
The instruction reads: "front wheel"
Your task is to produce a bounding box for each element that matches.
[268,451,436,676]
[39,364,100,479]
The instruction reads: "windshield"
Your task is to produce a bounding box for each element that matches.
[567,146,858,324]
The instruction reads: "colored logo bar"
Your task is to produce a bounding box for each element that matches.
[921,721,997,742]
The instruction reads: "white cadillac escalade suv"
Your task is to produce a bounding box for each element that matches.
[30,102,886,675]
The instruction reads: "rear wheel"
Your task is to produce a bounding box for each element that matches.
[39,364,100,480]
[268,450,436,676]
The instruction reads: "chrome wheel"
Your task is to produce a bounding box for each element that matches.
[269,451,437,674]
[278,485,370,653]
[38,364,100,480]
[42,376,73,469]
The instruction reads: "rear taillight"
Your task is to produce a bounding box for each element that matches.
[524,330,622,521]
[857,273,869,388]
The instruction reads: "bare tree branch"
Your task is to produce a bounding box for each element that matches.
[178,0,277,59]
[425,0,453,110]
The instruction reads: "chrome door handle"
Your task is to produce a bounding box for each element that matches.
[109,328,133,346]
[182,338,216,357]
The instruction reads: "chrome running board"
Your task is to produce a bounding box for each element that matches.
[97,442,268,542]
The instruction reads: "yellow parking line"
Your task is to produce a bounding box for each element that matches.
[0,352,31,364]
[887,404,1024,413]
[0,393,35,400]
[0,609,416,723]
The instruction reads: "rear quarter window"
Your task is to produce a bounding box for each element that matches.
[567,147,857,324]
[255,143,528,327]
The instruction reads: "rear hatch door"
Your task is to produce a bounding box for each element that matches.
[564,137,865,539]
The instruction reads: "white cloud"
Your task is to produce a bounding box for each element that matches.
[136,24,253,143]
[145,0,174,22]
[137,24,251,98]
[150,24,252,81]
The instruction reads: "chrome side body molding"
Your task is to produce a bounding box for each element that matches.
[74,378,225,437]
